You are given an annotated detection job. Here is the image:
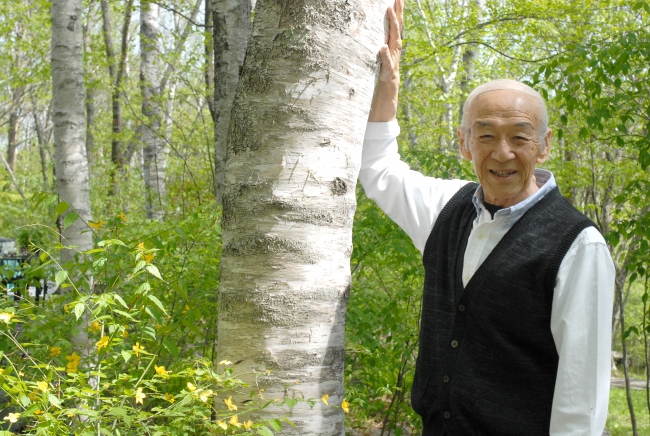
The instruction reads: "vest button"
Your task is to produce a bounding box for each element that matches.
[451,340,459,348]
[458,304,466,312]
[444,411,450,419]
[443,375,449,383]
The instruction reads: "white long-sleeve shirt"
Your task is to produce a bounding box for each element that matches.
[359,120,615,435]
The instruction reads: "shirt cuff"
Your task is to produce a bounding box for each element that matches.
[364,120,400,140]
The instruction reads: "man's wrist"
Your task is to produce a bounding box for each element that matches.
[368,79,399,122]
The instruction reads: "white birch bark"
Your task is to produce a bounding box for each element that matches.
[52,0,95,378]
[51,0,93,261]
[217,1,390,433]
[140,1,167,220]
[212,0,250,204]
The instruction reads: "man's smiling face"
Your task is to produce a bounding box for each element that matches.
[458,89,551,208]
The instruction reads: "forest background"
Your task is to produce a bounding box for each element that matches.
[1,0,650,435]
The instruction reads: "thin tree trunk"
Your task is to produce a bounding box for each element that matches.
[217,0,388,433]
[100,0,133,192]
[83,2,96,166]
[51,0,93,260]
[140,0,167,220]
[33,112,50,191]
[205,0,215,119]
[6,81,23,173]
[212,0,250,205]
[619,280,638,436]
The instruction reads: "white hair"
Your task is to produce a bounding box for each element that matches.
[460,79,549,147]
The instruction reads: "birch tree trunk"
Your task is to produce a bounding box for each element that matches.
[140,1,167,220]
[6,87,22,173]
[100,0,133,193]
[217,0,390,433]
[51,0,93,261]
[212,0,250,204]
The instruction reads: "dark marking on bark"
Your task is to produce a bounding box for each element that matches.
[223,233,309,257]
[67,14,78,31]
[332,177,347,195]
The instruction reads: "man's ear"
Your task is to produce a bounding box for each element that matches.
[458,128,472,161]
[537,129,552,164]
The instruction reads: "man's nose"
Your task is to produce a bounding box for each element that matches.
[492,138,514,161]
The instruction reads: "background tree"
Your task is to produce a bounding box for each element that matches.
[212,0,251,204]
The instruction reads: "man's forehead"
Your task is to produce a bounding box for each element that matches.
[468,90,542,124]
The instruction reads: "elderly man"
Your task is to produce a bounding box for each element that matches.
[360,1,615,435]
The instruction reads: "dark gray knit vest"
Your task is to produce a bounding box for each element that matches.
[411,183,596,436]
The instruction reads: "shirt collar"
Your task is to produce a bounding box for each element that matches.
[471,169,557,226]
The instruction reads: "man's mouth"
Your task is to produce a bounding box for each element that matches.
[490,169,516,177]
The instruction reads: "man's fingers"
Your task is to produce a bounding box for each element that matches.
[395,0,404,29]
[387,6,401,49]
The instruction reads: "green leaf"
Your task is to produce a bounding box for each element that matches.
[113,309,136,320]
[624,326,639,339]
[97,239,127,247]
[55,269,68,286]
[55,201,70,215]
[148,294,167,315]
[121,350,132,363]
[48,393,62,408]
[63,211,80,229]
[257,427,275,436]
[268,419,282,431]
[163,339,179,358]
[74,303,85,320]
[146,264,163,281]
[108,407,128,418]
[114,294,129,309]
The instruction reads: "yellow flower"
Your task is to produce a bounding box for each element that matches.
[217,420,227,430]
[224,395,237,411]
[118,212,128,222]
[199,389,213,403]
[0,368,4,375]
[37,381,49,392]
[137,242,145,252]
[132,342,144,357]
[96,336,109,351]
[164,393,175,403]
[244,420,253,430]
[341,398,350,413]
[34,409,42,415]
[121,325,129,338]
[65,352,81,373]
[182,305,190,314]
[229,414,242,427]
[134,387,145,404]
[218,360,232,366]
[49,346,62,357]
[154,365,170,378]
[144,252,154,264]
[0,312,14,323]
[186,382,197,392]
[88,321,101,333]
[88,220,106,229]
[3,412,20,423]
[321,394,329,406]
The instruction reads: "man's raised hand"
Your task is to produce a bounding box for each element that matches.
[378,0,404,84]
[369,0,404,122]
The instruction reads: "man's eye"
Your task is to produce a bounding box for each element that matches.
[479,135,493,139]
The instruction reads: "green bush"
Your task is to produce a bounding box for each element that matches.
[0,195,283,435]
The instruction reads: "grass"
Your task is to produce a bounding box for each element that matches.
[607,387,650,435]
